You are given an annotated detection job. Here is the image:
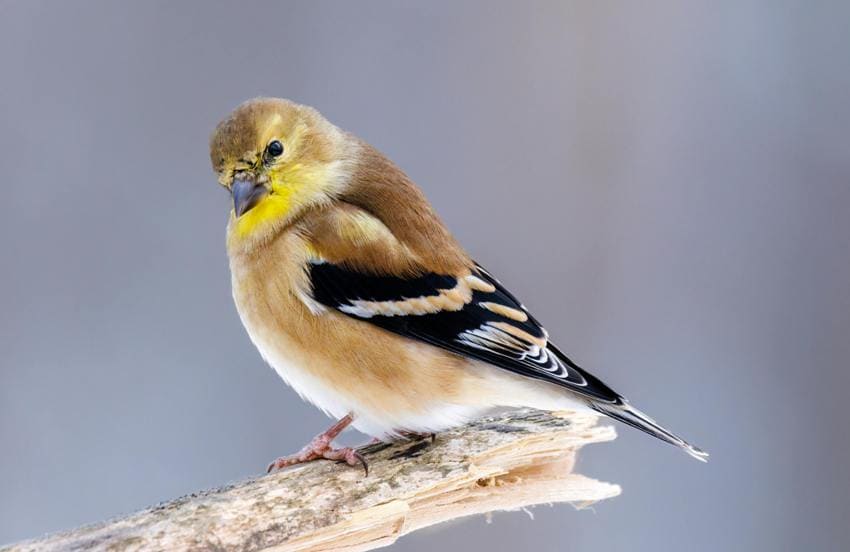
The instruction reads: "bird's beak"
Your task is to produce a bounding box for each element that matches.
[231,178,268,217]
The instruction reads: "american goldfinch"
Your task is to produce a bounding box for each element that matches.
[210,97,708,473]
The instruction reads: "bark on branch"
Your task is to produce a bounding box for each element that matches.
[3,410,620,552]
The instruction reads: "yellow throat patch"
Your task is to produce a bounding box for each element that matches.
[231,161,340,240]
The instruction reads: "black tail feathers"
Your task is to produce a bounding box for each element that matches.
[590,401,709,462]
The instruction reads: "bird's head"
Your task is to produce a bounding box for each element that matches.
[210,98,354,245]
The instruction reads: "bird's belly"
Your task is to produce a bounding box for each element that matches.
[235,293,491,437]
[245,320,591,437]
[255,332,492,436]
[255,336,365,427]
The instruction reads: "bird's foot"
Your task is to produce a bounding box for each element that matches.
[266,414,368,475]
[266,443,367,475]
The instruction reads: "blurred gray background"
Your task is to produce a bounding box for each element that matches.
[2,1,849,550]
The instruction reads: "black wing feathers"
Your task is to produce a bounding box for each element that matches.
[308,262,621,403]
[311,263,457,304]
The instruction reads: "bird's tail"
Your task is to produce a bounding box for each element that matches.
[589,400,709,462]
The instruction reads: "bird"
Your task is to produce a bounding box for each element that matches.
[209,97,708,474]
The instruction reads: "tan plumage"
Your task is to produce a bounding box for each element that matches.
[211,98,707,468]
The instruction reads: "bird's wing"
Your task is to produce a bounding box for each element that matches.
[304,247,620,404]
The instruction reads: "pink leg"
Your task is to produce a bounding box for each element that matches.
[267,413,368,475]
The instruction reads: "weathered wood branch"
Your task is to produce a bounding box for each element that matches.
[4,410,620,552]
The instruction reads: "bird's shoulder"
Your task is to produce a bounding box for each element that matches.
[297,202,421,276]
[299,193,471,277]
[335,140,472,274]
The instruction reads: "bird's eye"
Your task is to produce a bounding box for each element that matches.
[266,140,284,158]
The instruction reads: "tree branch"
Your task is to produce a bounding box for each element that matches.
[3,410,620,552]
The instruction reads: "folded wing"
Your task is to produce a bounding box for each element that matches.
[307,260,622,404]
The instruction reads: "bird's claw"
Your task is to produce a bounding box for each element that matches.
[266,444,368,476]
[338,449,368,476]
